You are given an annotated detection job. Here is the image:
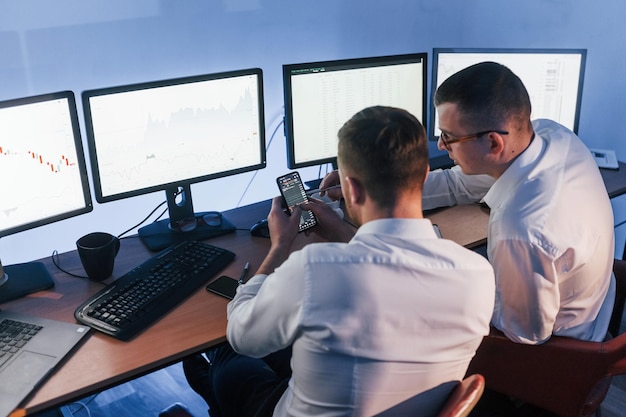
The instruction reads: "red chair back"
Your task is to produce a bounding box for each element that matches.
[436,374,485,417]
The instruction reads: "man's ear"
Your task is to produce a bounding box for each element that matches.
[486,131,507,158]
[344,175,364,206]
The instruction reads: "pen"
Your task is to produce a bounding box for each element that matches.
[306,184,342,196]
[238,261,250,285]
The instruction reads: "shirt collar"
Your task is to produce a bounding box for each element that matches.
[483,130,545,210]
[354,218,438,240]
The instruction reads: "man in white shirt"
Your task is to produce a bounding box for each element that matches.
[322,62,615,345]
[424,62,615,344]
[184,106,495,417]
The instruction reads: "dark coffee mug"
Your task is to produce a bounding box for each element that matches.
[76,232,120,281]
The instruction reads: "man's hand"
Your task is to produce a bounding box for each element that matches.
[255,196,301,275]
[302,198,356,243]
[318,170,343,201]
[267,196,301,248]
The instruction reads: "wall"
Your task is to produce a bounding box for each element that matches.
[1,0,626,264]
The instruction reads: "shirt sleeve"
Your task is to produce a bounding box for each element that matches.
[226,251,306,358]
[489,238,560,344]
[423,166,495,210]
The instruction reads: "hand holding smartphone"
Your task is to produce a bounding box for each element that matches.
[276,171,317,232]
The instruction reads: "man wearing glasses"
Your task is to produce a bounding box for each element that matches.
[423,61,615,345]
[321,62,615,346]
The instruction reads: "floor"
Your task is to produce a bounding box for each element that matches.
[602,374,626,417]
[43,360,210,417]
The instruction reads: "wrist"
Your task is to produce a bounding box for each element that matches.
[256,242,292,275]
[336,225,356,242]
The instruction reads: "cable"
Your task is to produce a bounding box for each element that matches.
[317,163,333,183]
[51,190,179,278]
[236,115,284,208]
[65,400,93,417]
[153,206,169,222]
[116,188,183,239]
[51,250,89,280]
[266,113,284,152]
[116,199,168,239]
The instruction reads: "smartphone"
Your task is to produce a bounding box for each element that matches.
[206,275,239,300]
[276,171,317,232]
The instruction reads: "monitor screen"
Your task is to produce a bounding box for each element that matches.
[0,91,92,302]
[82,68,266,250]
[283,53,428,174]
[430,48,586,140]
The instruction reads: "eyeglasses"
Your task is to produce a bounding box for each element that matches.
[173,211,222,232]
[439,129,509,150]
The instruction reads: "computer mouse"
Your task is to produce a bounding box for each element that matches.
[250,218,270,238]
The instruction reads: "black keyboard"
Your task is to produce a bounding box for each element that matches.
[74,240,235,341]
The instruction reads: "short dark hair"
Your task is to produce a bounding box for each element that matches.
[337,106,428,208]
[434,62,531,132]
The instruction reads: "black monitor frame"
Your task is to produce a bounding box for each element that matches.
[283,53,428,175]
[82,68,266,251]
[430,48,587,141]
[0,91,93,303]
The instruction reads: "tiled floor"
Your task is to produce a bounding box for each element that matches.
[602,374,626,417]
[57,361,209,417]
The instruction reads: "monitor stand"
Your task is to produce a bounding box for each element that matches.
[138,212,236,252]
[137,185,236,252]
[0,262,55,304]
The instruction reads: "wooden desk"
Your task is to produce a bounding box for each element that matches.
[6,159,623,415]
[4,200,488,416]
[427,203,489,248]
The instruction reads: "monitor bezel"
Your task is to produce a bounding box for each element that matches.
[82,68,267,205]
[283,52,428,170]
[0,90,93,238]
[429,47,587,141]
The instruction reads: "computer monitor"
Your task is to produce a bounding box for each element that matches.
[430,48,586,141]
[283,53,428,186]
[0,91,93,303]
[82,68,266,251]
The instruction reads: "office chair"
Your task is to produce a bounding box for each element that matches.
[466,258,626,417]
[609,256,626,337]
[436,374,485,417]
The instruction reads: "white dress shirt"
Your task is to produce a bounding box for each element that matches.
[227,219,495,417]
[424,119,615,344]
